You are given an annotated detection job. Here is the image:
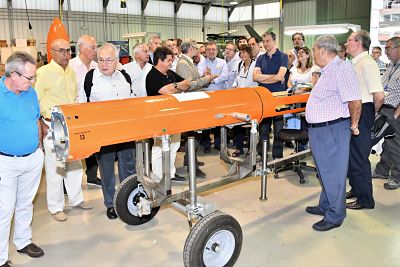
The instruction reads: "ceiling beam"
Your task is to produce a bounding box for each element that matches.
[175,0,183,13]
[228,6,235,18]
[142,0,149,11]
[102,0,109,8]
[203,2,211,16]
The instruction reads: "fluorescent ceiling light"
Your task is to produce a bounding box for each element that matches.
[284,24,361,35]
[122,32,147,39]
[230,1,239,5]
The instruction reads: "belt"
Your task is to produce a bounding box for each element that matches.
[308,117,349,128]
[0,150,34,157]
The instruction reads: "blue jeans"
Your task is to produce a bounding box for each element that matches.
[95,142,136,208]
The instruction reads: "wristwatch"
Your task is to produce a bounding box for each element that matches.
[173,82,178,89]
[350,125,359,131]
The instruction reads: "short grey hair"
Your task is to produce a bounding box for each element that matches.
[148,35,160,45]
[76,34,95,53]
[133,43,148,57]
[97,43,119,59]
[181,39,197,54]
[353,30,371,51]
[387,36,400,47]
[5,51,36,77]
[314,35,339,54]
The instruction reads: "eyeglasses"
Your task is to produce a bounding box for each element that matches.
[13,71,36,81]
[225,48,235,52]
[51,48,72,55]
[385,46,398,51]
[98,58,116,64]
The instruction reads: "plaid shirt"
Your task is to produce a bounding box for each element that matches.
[382,61,400,108]
[306,56,361,123]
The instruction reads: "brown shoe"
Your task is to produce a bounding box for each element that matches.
[52,211,67,221]
[74,201,93,210]
[17,243,44,258]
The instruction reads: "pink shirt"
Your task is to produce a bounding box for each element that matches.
[306,56,361,123]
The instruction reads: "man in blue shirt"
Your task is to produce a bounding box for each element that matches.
[253,31,288,159]
[0,52,44,267]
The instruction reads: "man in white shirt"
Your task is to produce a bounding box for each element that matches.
[69,34,101,187]
[80,43,136,220]
[164,39,179,72]
[291,32,305,67]
[122,43,152,97]
[224,42,241,89]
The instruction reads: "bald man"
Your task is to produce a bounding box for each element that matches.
[69,35,101,187]
[35,39,92,222]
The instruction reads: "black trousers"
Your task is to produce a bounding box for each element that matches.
[348,102,375,208]
[85,155,99,182]
[258,115,284,159]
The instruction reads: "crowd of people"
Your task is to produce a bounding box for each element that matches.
[1,29,399,266]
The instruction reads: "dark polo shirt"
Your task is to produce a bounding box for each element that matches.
[146,66,184,96]
[255,49,288,92]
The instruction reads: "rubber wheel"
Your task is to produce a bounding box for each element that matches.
[183,210,242,267]
[114,175,160,225]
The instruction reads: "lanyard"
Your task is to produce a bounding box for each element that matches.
[387,62,400,82]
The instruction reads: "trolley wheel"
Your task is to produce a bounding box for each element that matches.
[183,210,242,267]
[114,175,160,225]
[300,179,306,184]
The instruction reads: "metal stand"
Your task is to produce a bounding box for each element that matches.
[144,139,151,178]
[161,135,172,196]
[259,140,268,201]
[188,137,197,210]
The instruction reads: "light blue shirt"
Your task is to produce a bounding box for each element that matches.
[197,57,228,91]
[0,76,40,155]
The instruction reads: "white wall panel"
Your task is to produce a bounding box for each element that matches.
[143,17,174,39]
[0,10,10,43]
[230,6,251,22]
[12,0,63,10]
[107,0,141,15]
[206,6,228,22]
[70,0,103,13]
[0,0,6,9]
[177,3,202,20]
[144,0,174,17]
[254,2,280,20]
[176,19,203,41]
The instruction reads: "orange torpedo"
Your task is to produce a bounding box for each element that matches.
[46,17,69,62]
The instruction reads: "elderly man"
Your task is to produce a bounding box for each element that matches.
[248,37,264,60]
[176,39,218,178]
[345,30,384,210]
[35,39,92,222]
[69,34,101,187]
[146,47,190,182]
[0,52,44,267]
[148,35,162,65]
[305,35,361,231]
[122,43,152,97]
[80,43,135,220]
[372,37,400,190]
[253,31,288,159]
[165,39,180,72]
[197,41,229,152]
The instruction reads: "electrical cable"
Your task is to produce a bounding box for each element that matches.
[24,0,32,30]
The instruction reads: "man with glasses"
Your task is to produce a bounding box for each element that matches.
[291,32,305,67]
[371,46,387,75]
[344,30,384,210]
[70,35,102,188]
[148,35,162,65]
[372,37,400,190]
[122,43,152,97]
[80,43,136,220]
[0,52,44,267]
[35,39,92,222]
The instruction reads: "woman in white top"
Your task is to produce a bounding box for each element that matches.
[233,45,258,88]
[287,46,319,92]
[231,45,258,157]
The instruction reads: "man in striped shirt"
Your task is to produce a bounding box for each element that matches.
[305,35,361,231]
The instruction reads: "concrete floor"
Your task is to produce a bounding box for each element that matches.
[7,148,400,267]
